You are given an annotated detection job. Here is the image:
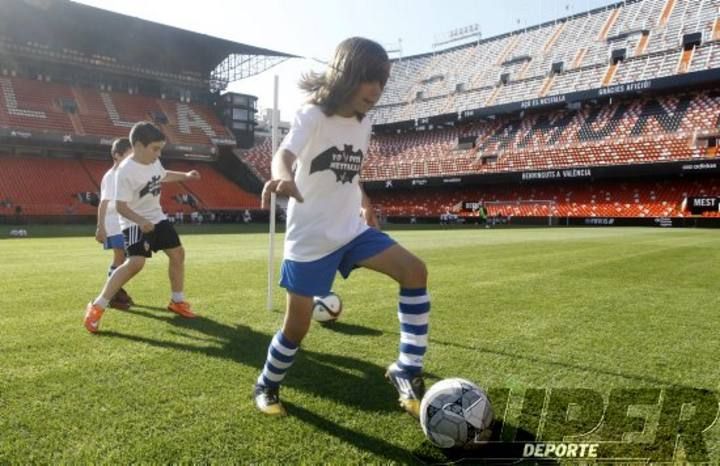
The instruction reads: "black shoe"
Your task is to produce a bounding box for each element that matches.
[115,288,134,306]
[385,362,425,417]
[108,294,130,310]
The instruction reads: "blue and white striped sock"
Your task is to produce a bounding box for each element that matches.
[257,331,299,388]
[397,287,430,375]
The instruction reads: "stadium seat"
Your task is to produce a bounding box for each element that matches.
[1,78,232,147]
[368,177,720,219]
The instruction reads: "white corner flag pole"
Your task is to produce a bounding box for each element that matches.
[267,75,279,311]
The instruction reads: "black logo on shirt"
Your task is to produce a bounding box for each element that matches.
[309,145,363,184]
[139,175,162,198]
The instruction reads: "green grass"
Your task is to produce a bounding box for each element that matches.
[1,227,719,463]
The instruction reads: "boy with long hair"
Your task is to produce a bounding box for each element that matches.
[256,37,430,418]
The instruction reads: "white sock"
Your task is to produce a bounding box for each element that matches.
[93,296,109,309]
[172,292,184,303]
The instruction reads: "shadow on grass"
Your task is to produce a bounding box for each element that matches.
[130,303,169,313]
[100,308,424,461]
[285,402,422,463]
[315,320,384,336]
[410,415,555,466]
[99,309,577,463]
[422,335,701,390]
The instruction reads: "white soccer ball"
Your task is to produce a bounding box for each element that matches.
[420,378,494,449]
[312,292,342,322]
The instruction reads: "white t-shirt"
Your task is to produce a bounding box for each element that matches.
[99,167,122,236]
[114,157,167,231]
[279,104,372,262]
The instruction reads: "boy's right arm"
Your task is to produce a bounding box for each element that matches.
[95,200,109,243]
[261,149,304,209]
[261,106,320,209]
[116,201,154,233]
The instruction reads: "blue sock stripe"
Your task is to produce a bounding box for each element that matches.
[261,375,280,388]
[258,331,300,389]
[269,346,295,364]
[400,343,427,356]
[265,362,284,375]
[397,361,422,375]
[400,287,427,297]
[396,290,429,375]
[398,302,430,315]
[400,323,429,335]
[275,331,298,350]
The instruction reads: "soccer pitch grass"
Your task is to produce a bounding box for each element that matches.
[1,226,718,463]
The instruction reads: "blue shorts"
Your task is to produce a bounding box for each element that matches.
[104,234,125,250]
[280,228,396,297]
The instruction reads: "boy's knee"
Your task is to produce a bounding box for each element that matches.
[416,258,428,282]
[403,256,428,286]
[126,257,145,273]
[168,247,185,263]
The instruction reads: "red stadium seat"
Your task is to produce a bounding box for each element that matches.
[0,152,259,217]
[0,77,232,147]
[369,178,720,219]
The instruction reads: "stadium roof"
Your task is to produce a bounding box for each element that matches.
[0,0,297,77]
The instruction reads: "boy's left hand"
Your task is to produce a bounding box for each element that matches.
[95,226,107,244]
[185,170,201,180]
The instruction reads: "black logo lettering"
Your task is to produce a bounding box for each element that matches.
[309,145,363,184]
[139,175,162,198]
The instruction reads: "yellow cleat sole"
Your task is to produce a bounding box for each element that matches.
[399,399,420,419]
[256,402,287,417]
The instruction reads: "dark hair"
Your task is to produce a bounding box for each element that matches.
[299,37,389,120]
[129,121,166,147]
[111,137,132,157]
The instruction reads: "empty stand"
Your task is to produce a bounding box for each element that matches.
[370,0,718,125]
[369,177,720,218]
[0,154,258,217]
[0,77,232,147]
[239,136,273,181]
[0,155,95,215]
[163,160,260,209]
[360,91,719,181]
[0,77,75,133]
